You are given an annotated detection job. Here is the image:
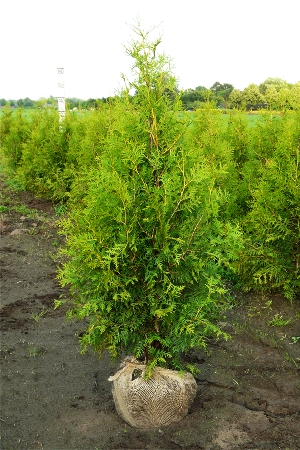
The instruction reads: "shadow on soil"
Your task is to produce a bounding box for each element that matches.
[1,175,299,450]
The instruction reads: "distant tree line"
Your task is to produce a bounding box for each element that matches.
[181,82,234,110]
[0,96,57,109]
[227,78,300,111]
[181,78,299,110]
[0,96,111,110]
[1,77,299,111]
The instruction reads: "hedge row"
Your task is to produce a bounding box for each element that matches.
[1,105,299,300]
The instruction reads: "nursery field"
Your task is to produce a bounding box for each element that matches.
[1,29,299,448]
[0,176,299,449]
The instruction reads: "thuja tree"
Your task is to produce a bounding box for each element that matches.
[58,26,243,377]
[16,108,69,198]
[184,104,241,222]
[61,101,119,205]
[238,111,300,300]
[0,107,31,173]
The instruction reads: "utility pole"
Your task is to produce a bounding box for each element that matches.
[57,68,65,122]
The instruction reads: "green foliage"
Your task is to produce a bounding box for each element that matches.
[226,111,251,168]
[237,111,300,299]
[259,77,290,95]
[228,89,243,109]
[268,314,291,327]
[242,84,265,109]
[222,111,252,217]
[227,78,300,111]
[0,103,112,202]
[0,107,30,171]
[181,86,209,110]
[210,82,234,105]
[57,26,243,377]
[184,104,241,222]
[14,108,67,198]
[1,28,299,376]
[289,82,300,110]
[55,105,111,201]
[261,80,300,111]
[265,85,279,110]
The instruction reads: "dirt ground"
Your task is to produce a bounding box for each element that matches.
[1,174,300,450]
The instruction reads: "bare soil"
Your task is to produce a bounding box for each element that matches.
[1,174,299,450]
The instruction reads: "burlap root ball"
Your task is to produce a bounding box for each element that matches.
[108,359,197,428]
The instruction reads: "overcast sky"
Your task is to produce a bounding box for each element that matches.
[1,0,299,100]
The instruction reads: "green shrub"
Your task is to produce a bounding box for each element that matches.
[226,111,251,170]
[237,111,300,299]
[184,106,243,222]
[58,26,243,377]
[59,104,115,204]
[65,106,111,172]
[222,111,253,218]
[0,107,30,172]
[15,108,67,198]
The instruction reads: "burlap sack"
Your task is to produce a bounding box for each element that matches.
[108,359,197,428]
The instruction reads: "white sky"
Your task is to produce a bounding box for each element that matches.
[1,0,299,100]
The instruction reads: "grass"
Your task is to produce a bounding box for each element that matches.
[14,205,39,217]
[27,344,39,357]
[0,198,39,218]
[284,352,300,368]
[31,309,48,322]
[268,314,292,327]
